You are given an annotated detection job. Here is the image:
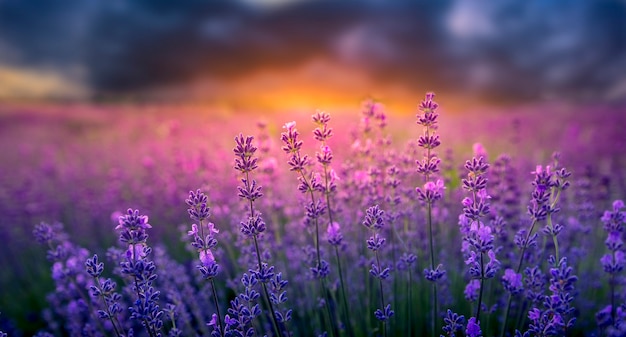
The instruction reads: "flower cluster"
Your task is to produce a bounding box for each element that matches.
[597,200,626,333]
[186,189,220,279]
[417,179,446,204]
[116,209,164,336]
[224,273,261,337]
[85,254,124,336]
[235,134,290,337]
[363,205,394,326]
[360,99,387,134]
[460,156,499,321]
[33,222,100,336]
[281,121,308,173]
[326,221,343,246]
[525,257,577,336]
[465,317,482,337]
[415,92,444,205]
[600,200,626,274]
[441,309,465,337]
[501,268,523,295]
[415,92,441,177]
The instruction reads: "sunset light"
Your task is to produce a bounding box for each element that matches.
[0,1,625,337]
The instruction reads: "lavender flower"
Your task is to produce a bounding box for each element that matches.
[524,266,546,304]
[415,92,441,177]
[235,134,288,337]
[186,190,221,279]
[116,208,163,337]
[598,200,626,331]
[417,180,446,204]
[464,280,480,302]
[18,93,626,337]
[225,273,261,337]
[312,110,354,336]
[597,305,626,336]
[529,256,577,335]
[466,317,482,337]
[503,160,570,337]
[280,119,339,336]
[460,156,498,322]
[415,92,445,337]
[281,122,308,173]
[34,222,103,336]
[539,156,571,263]
[85,254,124,337]
[502,269,524,295]
[326,222,343,246]
[364,205,394,335]
[185,189,224,336]
[440,309,465,337]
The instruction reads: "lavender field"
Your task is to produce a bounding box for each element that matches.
[0,96,625,337]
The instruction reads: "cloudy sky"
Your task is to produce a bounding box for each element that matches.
[0,0,624,110]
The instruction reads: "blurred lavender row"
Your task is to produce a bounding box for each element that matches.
[0,96,625,336]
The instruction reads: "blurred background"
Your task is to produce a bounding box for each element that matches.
[0,0,625,113]
[0,1,625,334]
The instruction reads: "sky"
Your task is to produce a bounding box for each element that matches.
[0,0,624,111]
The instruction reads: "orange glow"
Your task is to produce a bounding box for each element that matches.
[0,59,486,114]
[193,59,485,115]
[153,58,471,115]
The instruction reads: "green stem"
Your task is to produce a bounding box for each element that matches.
[427,201,438,337]
[408,269,412,337]
[551,233,560,263]
[375,251,387,337]
[335,247,354,337]
[547,188,562,262]
[296,170,337,337]
[514,300,528,332]
[476,253,485,321]
[210,278,225,337]
[320,278,339,337]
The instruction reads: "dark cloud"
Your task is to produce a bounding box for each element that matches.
[0,0,624,102]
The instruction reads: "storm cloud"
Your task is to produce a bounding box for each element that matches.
[0,0,624,102]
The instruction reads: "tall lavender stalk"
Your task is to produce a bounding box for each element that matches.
[524,256,577,336]
[598,200,626,333]
[84,254,124,337]
[363,205,394,337]
[185,189,224,337]
[540,154,571,263]
[116,209,163,337]
[281,121,337,337]
[234,134,286,337]
[459,157,500,324]
[415,92,444,336]
[500,163,554,337]
[312,110,353,337]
